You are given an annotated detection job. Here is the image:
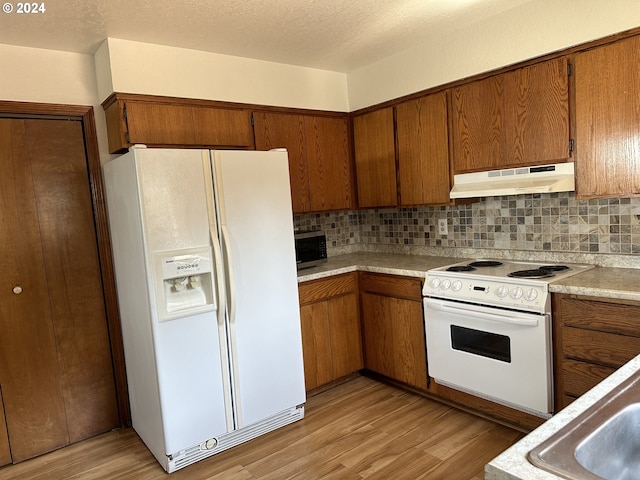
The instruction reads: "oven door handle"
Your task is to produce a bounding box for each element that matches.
[424,299,540,327]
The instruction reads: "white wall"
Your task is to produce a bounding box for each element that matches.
[0,43,111,160]
[96,38,349,112]
[347,0,640,110]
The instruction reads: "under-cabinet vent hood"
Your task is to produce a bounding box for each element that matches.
[450,162,575,199]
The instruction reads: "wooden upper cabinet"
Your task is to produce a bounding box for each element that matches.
[102,94,255,153]
[396,92,451,206]
[451,58,570,174]
[304,116,355,212]
[125,102,195,146]
[192,107,255,148]
[353,107,398,208]
[451,75,505,173]
[253,111,355,214]
[253,112,309,213]
[574,36,640,198]
[503,58,569,167]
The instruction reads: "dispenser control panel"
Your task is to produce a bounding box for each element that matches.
[155,248,216,322]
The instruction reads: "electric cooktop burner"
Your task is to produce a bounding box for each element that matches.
[468,260,503,268]
[539,265,570,272]
[507,269,556,279]
[446,265,476,272]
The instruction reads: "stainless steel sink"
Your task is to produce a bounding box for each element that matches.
[528,370,640,480]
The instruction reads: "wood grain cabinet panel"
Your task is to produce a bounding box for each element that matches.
[396,92,451,206]
[451,58,570,174]
[574,35,640,198]
[253,112,309,213]
[353,108,398,208]
[102,94,255,153]
[503,58,570,167]
[360,273,427,390]
[192,107,254,148]
[254,111,355,214]
[298,273,362,391]
[300,302,333,391]
[304,115,355,212]
[451,75,505,173]
[126,102,196,146]
[553,293,640,410]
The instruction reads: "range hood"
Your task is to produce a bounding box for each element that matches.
[450,162,575,199]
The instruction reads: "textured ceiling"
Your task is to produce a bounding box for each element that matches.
[0,0,533,72]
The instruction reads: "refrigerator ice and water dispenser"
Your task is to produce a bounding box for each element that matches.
[155,247,216,321]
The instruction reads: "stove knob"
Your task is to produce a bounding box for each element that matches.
[429,278,441,289]
[452,280,463,292]
[510,287,524,300]
[441,279,451,290]
[496,285,509,298]
[525,288,538,301]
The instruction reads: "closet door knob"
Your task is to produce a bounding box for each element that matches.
[12,285,23,295]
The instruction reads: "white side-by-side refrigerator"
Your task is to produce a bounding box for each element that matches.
[103,146,306,472]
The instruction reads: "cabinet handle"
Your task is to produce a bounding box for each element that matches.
[12,285,23,295]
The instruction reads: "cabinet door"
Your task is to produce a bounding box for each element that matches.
[396,92,451,205]
[193,107,254,148]
[361,293,427,389]
[503,58,569,168]
[361,292,396,379]
[328,293,363,378]
[451,75,504,173]
[253,112,309,213]
[394,298,427,389]
[353,108,398,207]
[305,116,355,212]
[575,36,640,198]
[125,102,196,145]
[300,302,333,391]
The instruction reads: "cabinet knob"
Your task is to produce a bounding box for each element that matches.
[12,285,23,295]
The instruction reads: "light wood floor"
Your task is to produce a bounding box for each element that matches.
[0,376,523,480]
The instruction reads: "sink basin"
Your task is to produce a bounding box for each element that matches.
[528,370,640,480]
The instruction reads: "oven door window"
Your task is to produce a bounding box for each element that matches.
[450,325,511,363]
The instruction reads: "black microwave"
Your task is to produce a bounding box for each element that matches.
[294,231,327,270]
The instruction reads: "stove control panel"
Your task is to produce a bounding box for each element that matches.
[423,273,549,313]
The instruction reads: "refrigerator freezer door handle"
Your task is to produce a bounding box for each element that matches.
[221,225,236,325]
[211,230,226,326]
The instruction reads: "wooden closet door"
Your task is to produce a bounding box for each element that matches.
[0,119,69,462]
[25,120,119,443]
[0,119,119,463]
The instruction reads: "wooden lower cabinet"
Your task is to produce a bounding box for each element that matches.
[359,273,427,390]
[553,293,640,410]
[298,273,363,391]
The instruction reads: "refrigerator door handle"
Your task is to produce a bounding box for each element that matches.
[210,229,226,326]
[221,225,237,325]
[201,154,227,327]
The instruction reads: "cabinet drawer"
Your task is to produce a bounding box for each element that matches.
[563,326,640,368]
[557,296,640,336]
[561,359,616,398]
[298,273,357,305]
[359,272,422,301]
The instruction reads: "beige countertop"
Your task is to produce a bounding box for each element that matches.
[296,252,462,282]
[485,354,640,480]
[298,252,640,304]
[298,251,640,479]
[549,266,640,302]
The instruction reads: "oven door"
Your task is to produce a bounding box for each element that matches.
[424,297,552,417]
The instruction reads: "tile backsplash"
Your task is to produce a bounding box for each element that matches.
[294,192,640,256]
